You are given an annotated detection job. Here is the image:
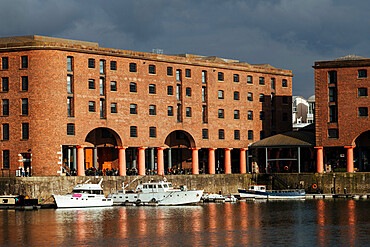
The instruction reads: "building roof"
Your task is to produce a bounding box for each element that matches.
[250,131,315,148]
[307,95,315,102]
[334,54,369,61]
[314,54,370,68]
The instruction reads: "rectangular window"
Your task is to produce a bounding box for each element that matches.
[176,69,182,82]
[328,129,339,139]
[130,82,137,93]
[88,79,95,89]
[67,97,74,117]
[100,60,105,75]
[130,126,137,137]
[218,129,225,140]
[2,123,9,140]
[149,127,156,138]
[177,104,182,122]
[218,72,224,81]
[186,107,192,117]
[167,86,173,95]
[21,56,28,69]
[329,106,338,122]
[259,77,265,85]
[358,107,368,117]
[2,57,9,70]
[67,123,75,135]
[234,91,239,100]
[176,84,181,101]
[328,71,337,83]
[233,74,239,82]
[67,75,73,94]
[282,112,288,121]
[2,150,9,169]
[247,92,253,101]
[282,79,288,87]
[167,106,173,116]
[185,87,191,97]
[248,111,253,120]
[260,131,265,140]
[22,123,29,140]
[247,75,253,84]
[100,99,105,119]
[89,101,95,112]
[248,130,253,140]
[129,63,137,72]
[259,94,265,102]
[234,130,240,140]
[88,58,95,68]
[218,90,224,99]
[149,105,156,115]
[110,61,117,70]
[202,129,208,139]
[149,65,156,74]
[67,56,73,71]
[167,67,173,76]
[282,96,288,104]
[202,86,207,103]
[358,69,367,78]
[358,88,368,97]
[185,69,191,78]
[260,111,265,120]
[149,84,156,94]
[110,81,117,91]
[202,71,207,84]
[130,104,138,114]
[271,78,275,90]
[21,76,28,91]
[218,109,224,119]
[21,98,28,115]
[202,105,208,123]
[111,103,117,113]
[234,110,240,120]
[2,99,9,116]
[329,87,337,102]
[2,77,9,92]
[100,78,105,96]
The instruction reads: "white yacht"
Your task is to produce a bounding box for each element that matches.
[108,179,204,206]
[53,178,113,208]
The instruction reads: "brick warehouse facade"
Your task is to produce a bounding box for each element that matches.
[0,35,292,176]
[314,55,370,173]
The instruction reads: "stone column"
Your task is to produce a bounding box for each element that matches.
[240,148,248,174]
[208,148,216,174]
[138,147,147,175]
[118,147,127,176]
[93,147,98,169]
[315,147,324,173]
[76,146,85,176]
[345,146,354,173]
[150,148,155,172]
[67,148,71,169]
[72,147,77,171]
[191,148,200,175]
[168,148,172,169]
[157,147,165,175]
[224,148,232,174]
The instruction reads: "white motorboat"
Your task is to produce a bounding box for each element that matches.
[108,178,204,206]
[238,185,305,200]
[53,178,113,208]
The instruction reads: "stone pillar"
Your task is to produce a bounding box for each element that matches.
[72,147,77,171]
[191,148,200,175]
[67,148,71,169]
[240,148,248,174]
[224,148,232,174]
[150,148,155,172]
[138,147,146,175]
[315,147,324,173]
[345,146,354,173]
[93,147,98,169]
[168,148,172,169]
[132,148,136,169]
[208,148,216,174]
[118,147,126,176]
[157,147,165,175]
[77,146,85,176]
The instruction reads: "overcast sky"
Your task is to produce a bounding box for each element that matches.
[1,0,370,98]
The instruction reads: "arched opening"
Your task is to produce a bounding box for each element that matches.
[164,130,196,173]
[84,127,123,175]
[354,130,370,172]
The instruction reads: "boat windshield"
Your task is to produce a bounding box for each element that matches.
[73,190,103,194]
[168,183,173,188]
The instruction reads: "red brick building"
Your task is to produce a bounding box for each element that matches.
[314,55,370,173]
[0,35,292,176]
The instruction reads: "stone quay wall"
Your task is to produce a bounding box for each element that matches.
[0,173,369,200]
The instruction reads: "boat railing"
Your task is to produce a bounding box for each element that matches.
[268,189,305,193]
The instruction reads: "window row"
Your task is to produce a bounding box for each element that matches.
[329,106,368,122]
[1,56,28,70]
[328,69,369,83]
[1,98,28,116]
[1,123,29,140]
[1,76,29,92]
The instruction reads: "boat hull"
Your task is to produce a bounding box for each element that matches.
[53,195,113,208]
[238,189,305,200]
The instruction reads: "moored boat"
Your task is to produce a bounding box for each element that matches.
[0,195,39,210]
[53,178,113,208]
[238,185,305,200]
[108,178,204,206]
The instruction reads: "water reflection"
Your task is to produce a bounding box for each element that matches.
[0,200,369,246]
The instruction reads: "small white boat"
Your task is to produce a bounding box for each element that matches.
[53,178,113,208]
[202,193,237,202]
[108,178,203,206]
[238,185,305,200]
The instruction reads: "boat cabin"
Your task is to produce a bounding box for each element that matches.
[249,185,266,192]
[136,181,174,193]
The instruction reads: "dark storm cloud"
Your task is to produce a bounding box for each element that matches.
[1,0,370,97]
